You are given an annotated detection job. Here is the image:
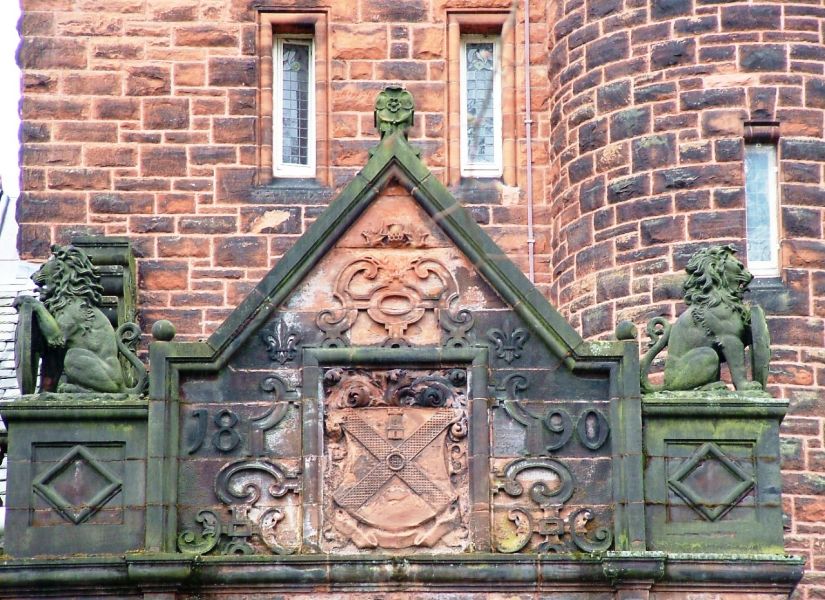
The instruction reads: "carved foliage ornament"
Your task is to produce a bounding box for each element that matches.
[374,85,414,139]
[316,256,473,348]
[487,322,530,364]
[361,222,431,249]
[259,318,301,364]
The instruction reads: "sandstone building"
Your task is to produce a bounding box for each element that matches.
[6,0,825,597]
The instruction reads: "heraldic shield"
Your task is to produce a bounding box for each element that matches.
[322,368,470,552]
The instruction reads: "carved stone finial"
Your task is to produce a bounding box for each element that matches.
[640,244,770,394]
[374,85,414,139]
[13,244,147,395]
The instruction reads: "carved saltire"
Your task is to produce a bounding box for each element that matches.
[322,368,469,552]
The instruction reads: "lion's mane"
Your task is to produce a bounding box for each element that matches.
[41,244,104,315]
[682,244,752,326]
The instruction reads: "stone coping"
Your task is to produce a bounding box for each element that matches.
[0,552,804,594]
[1,393,148,421]
[641,391,788,418]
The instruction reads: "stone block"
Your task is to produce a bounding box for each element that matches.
[175,24,238,47]
[209,57,256,87]
[643,393,788,554]
[2,395,148,557]
[141,147,188,177]
[126,66,171,96]
[586,32,629,69]
[610,107,651,142]
[19,37,87,69]
[651,39,696,70]
[143,98,190,130]
[597,80,631,112]
[739,45,787,72]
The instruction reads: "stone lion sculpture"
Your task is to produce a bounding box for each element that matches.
[640,245,769,393]
[14,244,147,394]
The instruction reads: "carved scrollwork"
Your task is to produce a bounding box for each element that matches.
[324,368,468,410]
[215,459,301,505]
[260,507,298,555]
[177,509,221,555]
[496,508,533,554]
[441,308,475,348]
[178,458,302,557]
[568,507,613,553]
[494,457,575,506]
[492,458,613,554]
[316,255,467,347]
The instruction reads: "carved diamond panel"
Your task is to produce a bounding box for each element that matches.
[668,442,755,522]
[32,445,122,525]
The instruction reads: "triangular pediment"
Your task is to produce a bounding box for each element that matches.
[191,132,618,372]
[151,95,636,557]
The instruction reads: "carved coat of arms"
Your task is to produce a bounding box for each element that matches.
[322,369,469,551]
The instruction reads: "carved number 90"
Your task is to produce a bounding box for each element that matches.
[542,408,609,452]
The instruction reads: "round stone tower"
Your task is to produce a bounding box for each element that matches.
[546,0,825,349]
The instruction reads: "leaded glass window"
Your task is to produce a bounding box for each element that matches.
[744,144,779,276]
[274,36,315,177]
[460,36,502,177]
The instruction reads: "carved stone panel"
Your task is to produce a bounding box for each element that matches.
[644,394,786,554]
[177,369,304,556]
[3,396,147,557]
[320,368,470,552]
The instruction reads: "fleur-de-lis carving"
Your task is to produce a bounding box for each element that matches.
[487,323,530,364]
[259,318,301,364]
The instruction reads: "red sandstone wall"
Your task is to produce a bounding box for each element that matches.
[16,0,825,596]
[545,1,825,596]
[17,0,548,337]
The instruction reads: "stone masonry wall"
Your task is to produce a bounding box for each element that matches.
[18,0,550,338]
[544,1,825,597]
[15,0,825,597]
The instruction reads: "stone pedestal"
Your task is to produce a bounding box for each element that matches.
[2,393,148,557]
[642,392,787,554]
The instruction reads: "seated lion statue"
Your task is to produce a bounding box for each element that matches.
[15,244,146,394]
[640,245,769,393]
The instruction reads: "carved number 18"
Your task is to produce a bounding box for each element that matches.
[186,408,242,454]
